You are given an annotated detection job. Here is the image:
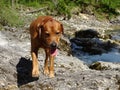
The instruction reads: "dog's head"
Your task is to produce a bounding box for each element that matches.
[38,18,63,55]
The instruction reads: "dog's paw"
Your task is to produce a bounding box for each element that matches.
[44,68,49,75]
[32,69,40,78]
[49,71,55,78]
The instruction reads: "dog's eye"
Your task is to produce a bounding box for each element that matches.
[45,33,50,37]
[56,32,60,35]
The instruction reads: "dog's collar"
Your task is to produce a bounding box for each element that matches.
[39,28,41,39]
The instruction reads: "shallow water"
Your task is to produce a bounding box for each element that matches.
[81,50,120,64]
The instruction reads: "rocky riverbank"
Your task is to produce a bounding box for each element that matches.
[0,14,120,90]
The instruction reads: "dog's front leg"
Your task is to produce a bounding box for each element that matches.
[31,47,39,77]
[49,55,55,78]
[44,49,49,75]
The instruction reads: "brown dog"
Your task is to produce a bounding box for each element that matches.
[30,16,63,78]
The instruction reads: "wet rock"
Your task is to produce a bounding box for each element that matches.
[90,61,120,70]
[70,29,117,55]
[89,62,110,70]
[75,29,100,38]
[71,38,115,55]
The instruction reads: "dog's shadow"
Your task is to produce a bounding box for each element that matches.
[16,57,38,87]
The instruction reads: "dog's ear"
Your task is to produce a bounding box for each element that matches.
[37,23,43,38]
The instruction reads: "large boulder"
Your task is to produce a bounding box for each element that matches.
[75,29,100,38]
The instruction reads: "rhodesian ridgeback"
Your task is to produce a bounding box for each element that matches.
[30,16,63,78]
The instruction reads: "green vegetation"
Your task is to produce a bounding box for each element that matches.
[75,0,120,19]
[17,0,120,19]
[0,0,24,27]
[0,0,120,27]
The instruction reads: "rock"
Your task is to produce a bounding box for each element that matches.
[70,29,117,55]
[59,35,71,55]
[89,61,120,70]
[110,15,120,25]
[75,29,100,38]
[61,13,112,32]
[1,85,18,90]
[70,38,113,55]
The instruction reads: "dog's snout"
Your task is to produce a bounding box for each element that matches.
[50,42,57,48]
